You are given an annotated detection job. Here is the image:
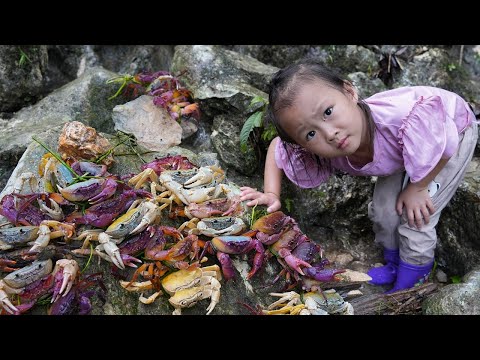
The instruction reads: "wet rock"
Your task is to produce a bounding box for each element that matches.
[171,45,277,175]
[0,45,48,113]
[0,67,127,191]
[423,268,480,315]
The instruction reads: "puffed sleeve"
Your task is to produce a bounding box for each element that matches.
[274,139,332,188]
[398,95,459,183]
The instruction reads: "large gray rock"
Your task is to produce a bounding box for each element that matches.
[171,45,278,175]
[226,45,379,77]
[113,95,183,151]
[0,45,48,112]
[287,174,378,264]
[92,45,174,75]
[437,158,480,275]
[423,268,480,314]
[0,67,125,192]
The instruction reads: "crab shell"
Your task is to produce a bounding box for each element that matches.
[303,290,354,315]
[3,259,53,289]
[197,216,246,237]
[168,286,206,309]
[0,226,40,251]
[251,211,293,235]
[161,264,221,295]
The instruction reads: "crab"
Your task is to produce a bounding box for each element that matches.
[128,155,197,192]
[105,199,162,239]
[201,231,265,281]
[0,192,65,226]
[0,220,74,254]
[184,194,245,220]
[194,216,247,237]
[66,189,139,229]
[0,258,79,315]
[58,176,118,204]
[48,272,106,315]
[263,289,354,315]
[157,166,226,206]
[161,264,222,315]
[252,211,313,276]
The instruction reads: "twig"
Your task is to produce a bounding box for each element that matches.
[459,45,464,66]
[32,136,90,183]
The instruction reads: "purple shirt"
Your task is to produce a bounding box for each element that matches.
[275,86,475,188]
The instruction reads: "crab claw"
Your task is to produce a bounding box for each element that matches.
[130,202,160,235]
[0,288,19,314]
[88,177,118,204]
[98,233,125,269]
[303,267,346,282]
[121,254,142,268]
[267,291,301,310]
[278,248,312,275]
[37,197,64,221]
[29,224,51,253]
[51,259,80,302]
[184,166,224,188]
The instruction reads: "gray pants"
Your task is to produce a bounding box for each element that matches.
[368,121,478,265]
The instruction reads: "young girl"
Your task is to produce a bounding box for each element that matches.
[239,58,478,293]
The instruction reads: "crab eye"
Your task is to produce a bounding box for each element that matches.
[306,131,316,141]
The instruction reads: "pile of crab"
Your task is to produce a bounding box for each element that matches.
[0,136,370,316]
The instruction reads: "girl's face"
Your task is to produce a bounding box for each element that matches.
[278,80,369,158]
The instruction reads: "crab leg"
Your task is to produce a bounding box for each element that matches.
[205,278,221,315]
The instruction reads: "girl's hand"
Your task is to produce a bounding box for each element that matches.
[396,183,435,229]
[239,186,281,213]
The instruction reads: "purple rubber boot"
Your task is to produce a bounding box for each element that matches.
[367,248,399,285]
[385,260,433,294]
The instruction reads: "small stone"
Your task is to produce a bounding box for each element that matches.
[335,269,372,282]
[58,121,114,166]
[435,269,448,283]
[334,253,354,267]
[345,289,363,300]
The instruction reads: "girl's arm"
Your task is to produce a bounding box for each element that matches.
[240,137,283,213]
[396,156,450,229]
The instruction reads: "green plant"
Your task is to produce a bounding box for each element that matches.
[450,275,462,284]
[106,74,137,100]
[446,63,457,72]
[240,96,276,153]
[284,198,293,213]
[32,136,90,184]
[247,202,268,228]
[80,243,95,273]
[17,47,32,67]
[474,51,480,63]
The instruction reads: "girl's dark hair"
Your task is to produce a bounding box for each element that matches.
[266,58,375,185]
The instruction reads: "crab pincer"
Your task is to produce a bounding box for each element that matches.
[51,259,80,302]
[0,281,20,314]
[97,233,125,269]
[278,248,312,275]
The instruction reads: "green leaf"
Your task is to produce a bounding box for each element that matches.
[261,123,278,142]
[284,198,293,212]
[247,96,267,111]
[240,111,263,149]
[450,275,462,284]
